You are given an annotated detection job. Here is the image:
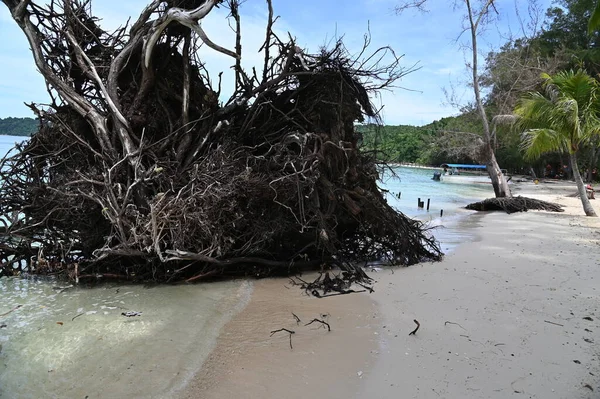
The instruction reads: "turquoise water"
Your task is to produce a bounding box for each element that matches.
[381,166,492,220]
[381,166,492,253]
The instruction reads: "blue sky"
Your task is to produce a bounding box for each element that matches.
[0,0,552,126]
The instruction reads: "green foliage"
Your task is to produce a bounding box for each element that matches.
[0,117,37,137]
[537,0,600,54]
[483,0,600,115]
[358,124,435,163]
[588,0,600,34]
[516,69,600,158]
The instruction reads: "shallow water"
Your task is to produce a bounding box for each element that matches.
[382,166,490,252]
[0,277,251,398]
[0,139,491,397]
[0,135,25,159]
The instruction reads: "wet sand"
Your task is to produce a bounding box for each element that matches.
[182,180,600,398]
[181,276,378,399]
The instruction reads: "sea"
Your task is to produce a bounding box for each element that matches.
[0,136,493,398]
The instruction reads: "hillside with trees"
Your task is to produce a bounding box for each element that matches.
[361,0,600,182]
[0,117,37,137]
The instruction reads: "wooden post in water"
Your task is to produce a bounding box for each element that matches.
[426,198,430,211]
[418,198,422,208]
[440,209,444,217]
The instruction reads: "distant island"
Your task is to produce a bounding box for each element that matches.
[0,117,37,137]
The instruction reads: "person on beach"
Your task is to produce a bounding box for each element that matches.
[586,184,595,199]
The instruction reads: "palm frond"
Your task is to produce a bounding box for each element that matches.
[516,69,600,156]
[520,128,563,160]
[589,0,600,35]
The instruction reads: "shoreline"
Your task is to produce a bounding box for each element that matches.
[180,276,379,399]
[181,180,600,398]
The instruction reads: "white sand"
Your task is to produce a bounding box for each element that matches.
[182,181,600,398]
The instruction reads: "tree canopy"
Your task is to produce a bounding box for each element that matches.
[516,69,599,216]
[0,117,37,137]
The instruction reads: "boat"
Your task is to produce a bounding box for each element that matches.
[432,163,510,185]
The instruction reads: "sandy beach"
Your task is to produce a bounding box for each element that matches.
[181,181,600,399]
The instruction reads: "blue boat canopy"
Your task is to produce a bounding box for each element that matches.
[441,163,487,169]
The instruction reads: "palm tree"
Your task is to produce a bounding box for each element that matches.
[516,69,600,217]
[589,1,600,35]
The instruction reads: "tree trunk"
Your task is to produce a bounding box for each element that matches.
[570,152,597,217]
[587,145,598,182]
[486,145,511,197]
[529,166,537,179]
[466,0,511,198]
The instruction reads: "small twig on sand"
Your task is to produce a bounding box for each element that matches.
[0,305,22,317]
[305,318,331,331]
[72,313,85,321]
[544,320,564,327]
[409,319,420,335]
[270,328,295,349]
[292,313,301,325]
[444,321,467,331]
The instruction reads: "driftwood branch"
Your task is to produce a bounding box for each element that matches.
[409,319,420,335]
[305,318,331,331]
[270,328,295,349]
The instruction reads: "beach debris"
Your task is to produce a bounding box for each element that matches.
[466,196,564,213]
[121,311,143,317]
[72,313,85,322]
[544,320,565,327]
[305,318,331,331]
[357,371,364,378]
[56,322,63,326]
[0,304,22,317]
[409,319,421,336]
[574,360,581,364]
[583,316,594,321]
[0,324,7,329]
[584,383,594,391]
[270,328,295,349]
[289,272,372,298]
[292,313,301,325]
[444,321,468,331]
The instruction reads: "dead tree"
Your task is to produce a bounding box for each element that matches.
[396,0,513,198]
[0,0,442,282]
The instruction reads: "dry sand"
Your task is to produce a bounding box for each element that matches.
[181,181,600,399]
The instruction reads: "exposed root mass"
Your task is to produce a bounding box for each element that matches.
[0,0,441,282]
[466,196,564,214]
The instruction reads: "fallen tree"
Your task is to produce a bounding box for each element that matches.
[466,196,564,213]
[0,0,441,282]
